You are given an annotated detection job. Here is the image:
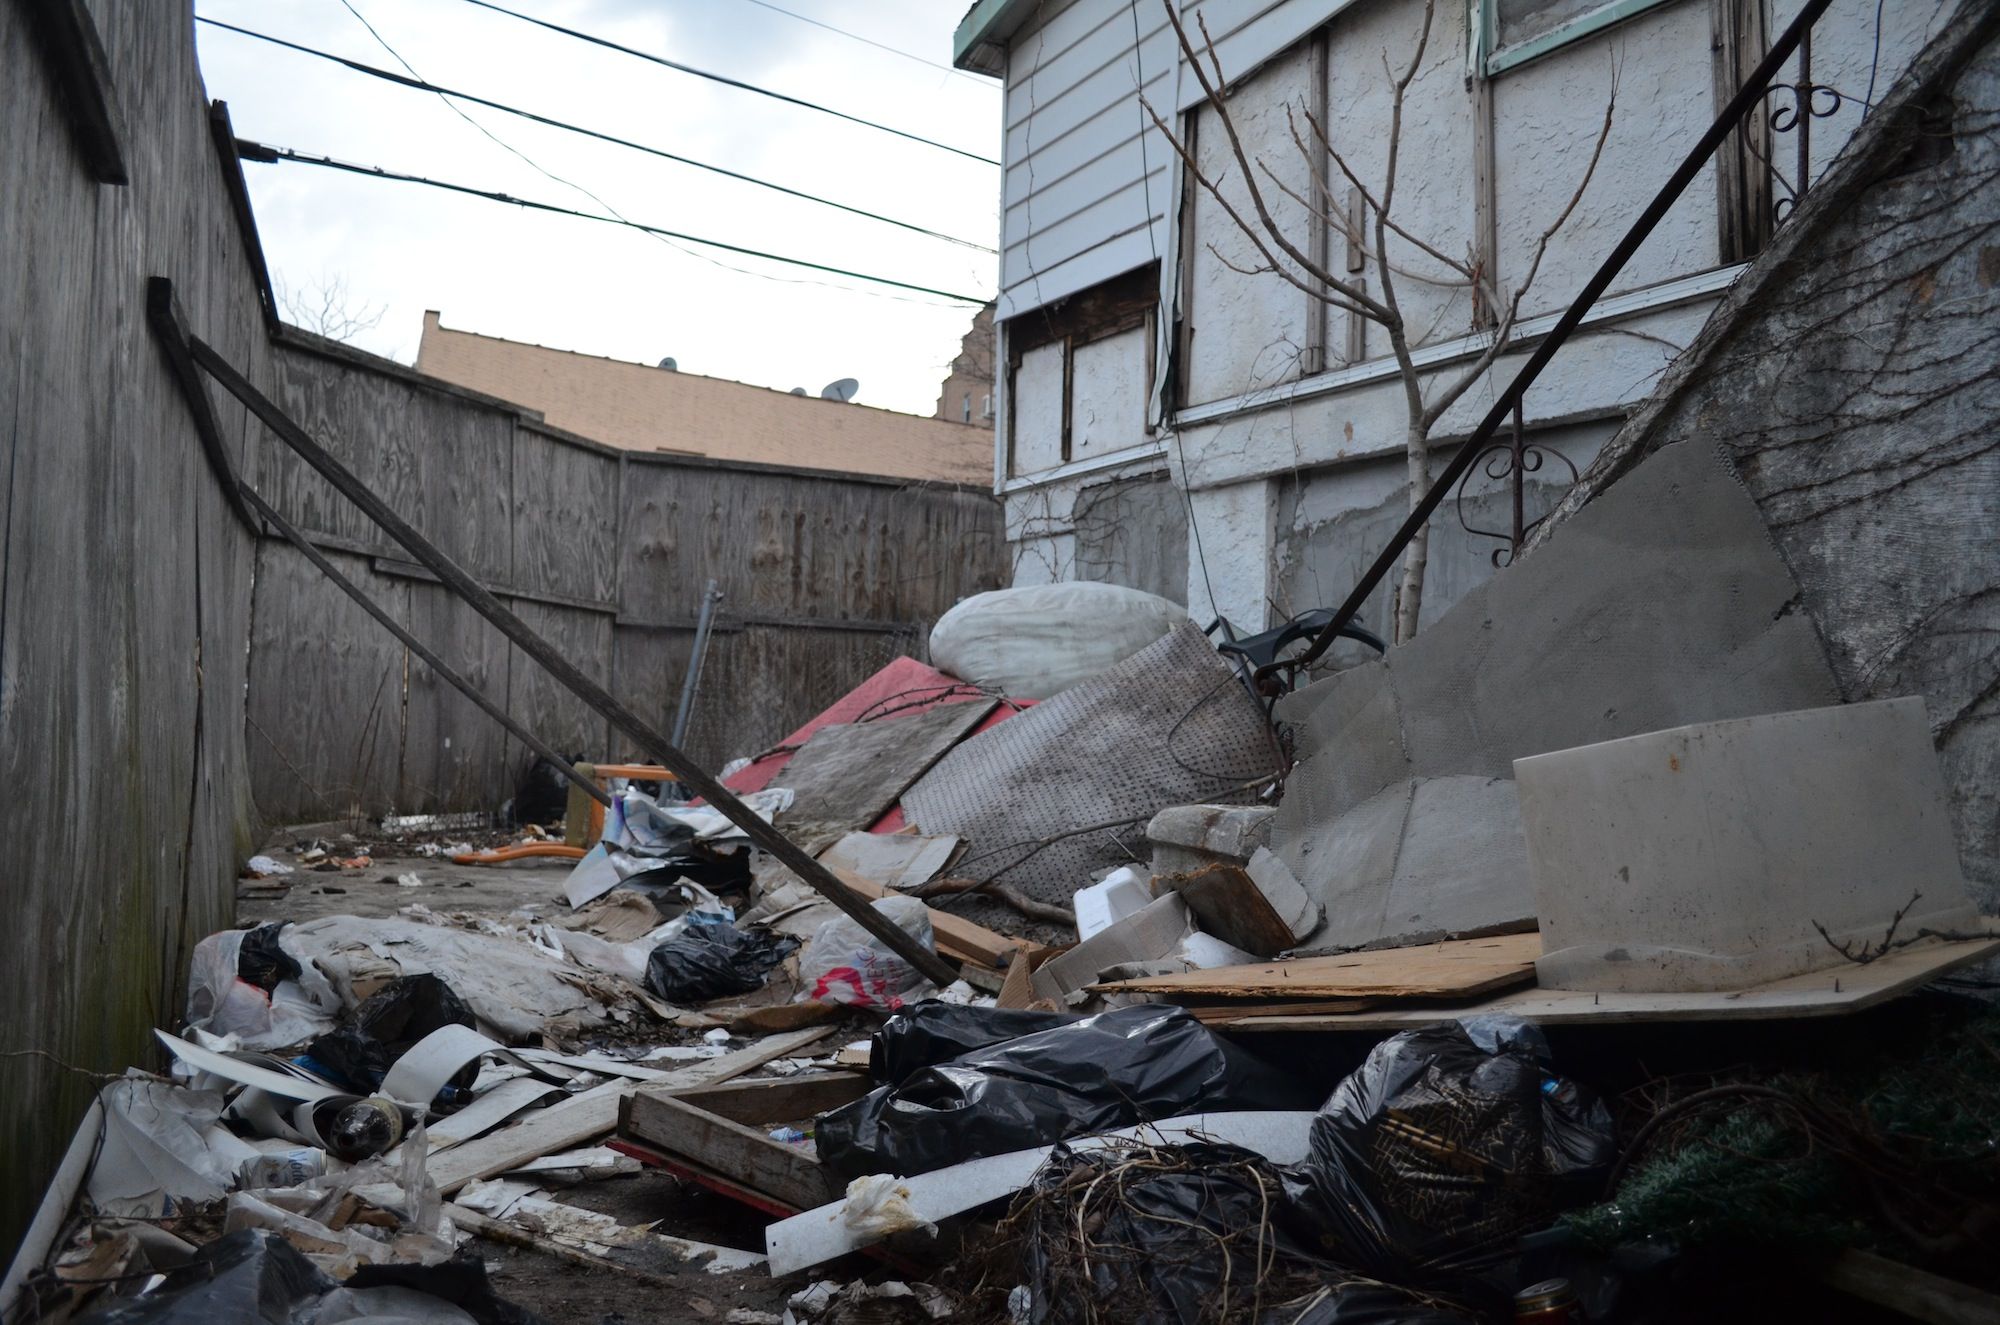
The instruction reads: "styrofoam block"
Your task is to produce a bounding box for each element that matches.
[1073,867,1152,941]
[1515,697,1979,992]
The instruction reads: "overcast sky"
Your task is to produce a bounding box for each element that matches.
[193,0,1001,417]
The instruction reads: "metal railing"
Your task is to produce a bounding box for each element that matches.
[1258,0,1838,685]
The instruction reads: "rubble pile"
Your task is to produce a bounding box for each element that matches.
[8,615,1999,1324]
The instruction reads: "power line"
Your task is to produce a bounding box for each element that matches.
[238,140,992,304]
[325,0,905,300]
[733,0,981,81]
[198,16,995,253]
[455,0,1001,166]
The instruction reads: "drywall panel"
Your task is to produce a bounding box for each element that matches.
[1070,326,1149,459]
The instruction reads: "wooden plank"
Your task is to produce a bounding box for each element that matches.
[778,700,997,851]
[1222,937,2000,1032]
[1154,862,1301,958]
[1187,1000,1376,1026]
[1819,1248,2000,1325]
[668,1072,870,1125]
[834,870,1026,970]
[619,1093,837,1213]
[19,0,128,183]
[427,1026,834,1194]
[1091,932,1542,1000]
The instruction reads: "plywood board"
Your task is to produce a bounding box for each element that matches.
[776,700,997,852]
[1220,936,2000,1032]
[1090,931,1541,1000]
[1155,862,1300,957]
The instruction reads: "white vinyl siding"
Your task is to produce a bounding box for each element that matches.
[998,0,1351,319]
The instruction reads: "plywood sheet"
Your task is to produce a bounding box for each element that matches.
[776,700,997,851]
[1220,935,2000,1032]
[1091,931,1541,1000]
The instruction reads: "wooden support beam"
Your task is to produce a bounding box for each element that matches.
[187,335,960,988]
[145,279,255,532]
[18,0,128,184]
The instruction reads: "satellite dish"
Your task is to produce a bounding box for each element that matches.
[789,387,808,396]
[820,377,860,402]
[657,356,677,371]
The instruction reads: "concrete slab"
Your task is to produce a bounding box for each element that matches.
[1280,775,1533,954]
[1518,697,1982,992]
[1145,803,1277,877]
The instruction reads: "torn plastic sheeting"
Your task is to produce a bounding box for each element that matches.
[868,1004,1077,1086]
[563,836,754,910]
[643,917,798,1004]
[80,1229,551,1325]
[281,915,629,1041]
[186,925,342,1052]
[85,1078,258,1219]
[1284,1016,1616,1289]
[815,1004,1314,1181]
[801,895,935,1010]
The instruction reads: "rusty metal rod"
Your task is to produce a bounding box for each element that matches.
[189,336,960,987]
[1261,0,1838,681]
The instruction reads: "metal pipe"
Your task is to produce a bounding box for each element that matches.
[1260,0,1838,682]
[190,337,960,987]
[671,580,722,747]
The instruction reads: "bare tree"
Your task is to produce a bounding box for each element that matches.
[276,271,387,344]
[1146,1,1615,643]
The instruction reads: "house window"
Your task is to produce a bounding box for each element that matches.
[962,392,973,423]
[1483,0,1677,75]
[1004,264,1160,478]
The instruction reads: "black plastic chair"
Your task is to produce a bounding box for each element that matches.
[1206,609,1387,676]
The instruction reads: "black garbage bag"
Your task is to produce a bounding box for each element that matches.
[818,1004,1314,1181]
[83,1229,331,1322]
[643,917,797,1004]
[82,1230,552,1325]
[870,1004,1078,1085]
[304,974,479,1100]
[357,972,477,1050]
[346,1256,552,1325]
[1282,1016,1616,1290]
[236,922,302,993]
[508,751,579,827]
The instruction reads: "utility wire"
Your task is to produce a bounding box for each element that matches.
[734,0,981,81]
[321,0,921,301]
[238,140,992,304]
[199,16,995,253]
[455,0,1001,166]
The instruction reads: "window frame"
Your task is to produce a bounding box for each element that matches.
[1480,0,1681,76]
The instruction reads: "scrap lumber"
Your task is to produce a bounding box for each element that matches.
[1089,932,1541,1000]
[1153,861,1302,957]
[426,1026,835,1194]
[1221,935,2000,1032]
[619,1072,870,1215]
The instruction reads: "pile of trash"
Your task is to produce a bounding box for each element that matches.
[14,586,2000,1324]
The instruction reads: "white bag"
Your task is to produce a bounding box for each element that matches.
[928,582,1187,700]
[800,896,936,1010]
